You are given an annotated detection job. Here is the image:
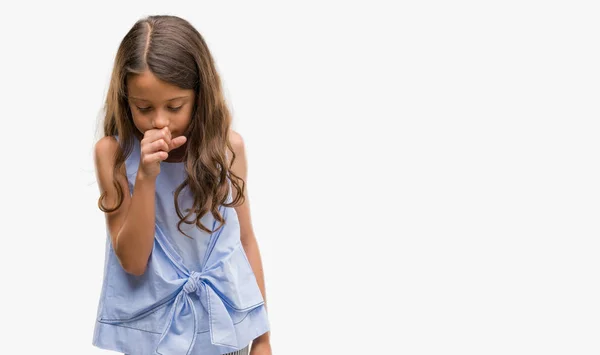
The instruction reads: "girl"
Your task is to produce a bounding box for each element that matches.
[91,15,272,355]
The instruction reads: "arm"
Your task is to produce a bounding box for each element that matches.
[228,131,271,345]
[94,136,156,276]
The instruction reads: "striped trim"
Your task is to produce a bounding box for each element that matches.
[225,344,250,355]
[123,343,250,355]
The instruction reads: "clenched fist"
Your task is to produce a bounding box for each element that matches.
[138,127,187,179]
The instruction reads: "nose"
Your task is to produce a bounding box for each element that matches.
[152,114,170,130]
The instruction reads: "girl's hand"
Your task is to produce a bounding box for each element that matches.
[138,127,187,178]
[249,340,272,355]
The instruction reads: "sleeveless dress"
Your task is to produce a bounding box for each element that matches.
[92,135,270,355]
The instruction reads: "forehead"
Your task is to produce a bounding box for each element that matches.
[127,70,193,102]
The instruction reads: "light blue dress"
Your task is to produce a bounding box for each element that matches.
[92,135,270,355]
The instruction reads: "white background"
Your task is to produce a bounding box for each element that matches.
[0,1,598,354]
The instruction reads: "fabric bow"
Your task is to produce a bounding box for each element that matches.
[155,269,254,355]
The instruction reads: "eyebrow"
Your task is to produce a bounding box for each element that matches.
[129,96,188,102]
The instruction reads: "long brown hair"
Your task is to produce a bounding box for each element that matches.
[97,15,245,238]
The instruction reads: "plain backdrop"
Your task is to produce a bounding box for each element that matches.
[0,1,598,354]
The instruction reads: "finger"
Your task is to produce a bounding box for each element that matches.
[142,129,160,145]
[162,127,172,147]
[147,127,171,147]
[152,138,170,154]
[169,136,187,150]
[148,151,168,164]
[141,137,167,155]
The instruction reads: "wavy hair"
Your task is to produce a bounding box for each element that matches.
[97,15,245,238]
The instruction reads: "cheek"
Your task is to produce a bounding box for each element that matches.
[130,115,145,128]
[130,114,150,134]
[176,109,194,126]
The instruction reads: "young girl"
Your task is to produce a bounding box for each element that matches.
[91,15,272,355]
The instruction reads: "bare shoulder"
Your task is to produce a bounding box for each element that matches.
[226,130,255,242]
[94,136,130,209]
[228,129,245,152]
[227,129,247,164]
[94,136,120,163]
[94,135,127,190]
[227,130,249,202]
[94,135,128,180]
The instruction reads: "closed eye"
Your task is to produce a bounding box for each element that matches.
[137,106,183,113]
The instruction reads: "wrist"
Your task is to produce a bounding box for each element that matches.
[136,170,156,183]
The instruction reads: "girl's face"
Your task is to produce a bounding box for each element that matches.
[126,70,195,139]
